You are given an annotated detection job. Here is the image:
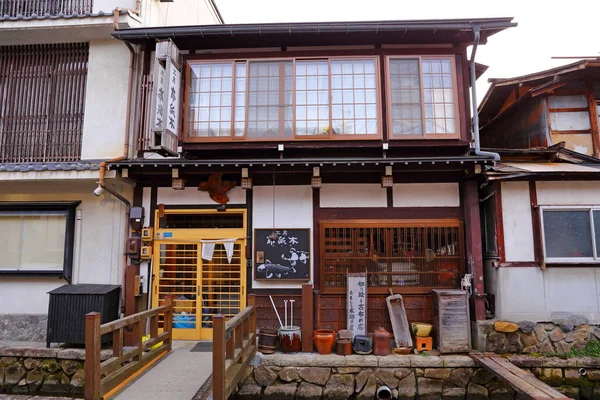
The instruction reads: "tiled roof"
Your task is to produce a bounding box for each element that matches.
[0,9,126,22]
[0,161,101,172]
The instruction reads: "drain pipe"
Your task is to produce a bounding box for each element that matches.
[376,386,393,400]
[470,25,500,161]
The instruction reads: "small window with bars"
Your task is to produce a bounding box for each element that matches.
[321,221,463,293]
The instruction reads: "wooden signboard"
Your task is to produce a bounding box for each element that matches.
[347,273,367,336]
[254,229,310,281]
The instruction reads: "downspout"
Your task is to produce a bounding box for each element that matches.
[95,39,136,311]
[470,25,500,161]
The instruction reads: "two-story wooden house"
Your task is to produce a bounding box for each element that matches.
[0,0,223,342]
[476,59,600,350]
[108,18,516,342]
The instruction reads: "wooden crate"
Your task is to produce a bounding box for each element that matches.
[432,289,471,353]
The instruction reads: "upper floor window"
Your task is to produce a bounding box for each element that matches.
[185,57,380,141]
[541,207,600,263]
[387,56,459,139]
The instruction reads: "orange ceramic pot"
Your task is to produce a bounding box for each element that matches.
[313,329,336,354]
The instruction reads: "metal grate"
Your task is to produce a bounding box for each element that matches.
[322,222,463,292]
[0,43,88,163]
[0,0,93,18]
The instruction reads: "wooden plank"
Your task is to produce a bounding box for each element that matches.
[99,305,170,335]
[472,355,569,399]
[84,312,101,400]
[302,283,314,352]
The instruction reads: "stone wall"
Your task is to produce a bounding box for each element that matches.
[0,347,111,397]
[235,354,600,400]
[0,315,47,342]
[480,317,600,354]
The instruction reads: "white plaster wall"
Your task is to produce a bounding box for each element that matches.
[320,184,386,208]
[501,181,535,262]
[537,181,600,205]
[93,0,135,13]
[0,180,131,314]
[393,183,459,207]
[142,0,221,27]
[80,40,131,160]
[495,180,600,323]
[156,186,246,205]
[252,185,313,289]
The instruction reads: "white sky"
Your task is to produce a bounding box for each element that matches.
[215,0,599,101]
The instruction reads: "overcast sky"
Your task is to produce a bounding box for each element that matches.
[216,0,599,101]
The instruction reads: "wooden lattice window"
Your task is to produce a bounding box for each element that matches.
[321,220,464,294]
[0,43,89,163]
[387,56,460,139]
[185,56,381,141]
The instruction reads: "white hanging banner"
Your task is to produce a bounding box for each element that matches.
[347,272,367,336]
[201,239,238,263]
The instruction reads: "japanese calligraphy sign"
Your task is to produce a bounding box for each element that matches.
[153,63,166,130]
[166,60,180,136]
[254,229,310,281]
[347,273,367,336]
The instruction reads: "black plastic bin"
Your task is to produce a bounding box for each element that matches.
[46,284,121,347]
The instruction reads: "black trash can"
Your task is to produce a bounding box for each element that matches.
[46,284,121,347]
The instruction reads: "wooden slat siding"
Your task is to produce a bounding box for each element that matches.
[0,43,88,163]
[0,0,93,17]
[84,298,173,400]
[135,74,153,154]
[432,289,470,353]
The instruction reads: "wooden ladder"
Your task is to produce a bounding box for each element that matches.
[471,354,570,400]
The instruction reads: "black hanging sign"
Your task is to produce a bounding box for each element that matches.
[254,229,310,281]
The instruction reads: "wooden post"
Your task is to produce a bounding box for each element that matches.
[463,180,486,321]
[112,328,123,359]
[213,314,226,400]
[302,283,314,352]
[248,294,256,336]
[85,312,101,400]
[134,320,143,362]
[164,296,173,351]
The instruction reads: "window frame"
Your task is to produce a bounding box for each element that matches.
[385,55,461,140]
[0,201,80,279]
[540,205,600,264]
[183,56,383,142]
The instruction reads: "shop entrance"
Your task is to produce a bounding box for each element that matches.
[151,209,247,340]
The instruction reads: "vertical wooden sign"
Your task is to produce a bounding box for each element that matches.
[347,272,367,336]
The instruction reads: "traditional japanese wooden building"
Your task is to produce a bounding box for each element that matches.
[108,18,516,342]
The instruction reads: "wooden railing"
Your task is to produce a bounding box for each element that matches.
[84,298,173,400]
[0,0,93,17]
[213,294,257,400]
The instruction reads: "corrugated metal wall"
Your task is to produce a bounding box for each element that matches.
[0,43,89,163]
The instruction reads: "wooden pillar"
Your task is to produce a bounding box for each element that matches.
[463,180,486,321]
[84,312,101,400]
[301,283,314,352]
[212,314,226,400]
[124,263,140,346]
[164,296,173,351]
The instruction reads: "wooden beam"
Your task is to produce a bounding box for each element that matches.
[302,283,314,352]
[462,180,486,321]
[529,181,546,270]
[587,80,600,158]
[494,182,506,262]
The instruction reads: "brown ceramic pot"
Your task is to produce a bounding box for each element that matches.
[313,329,336,354]
[373,327,392,356]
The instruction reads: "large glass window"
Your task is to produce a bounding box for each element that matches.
[186,57,380,140]
[0,202,79,277]
[541,207,600,262]
[388,56,458,138]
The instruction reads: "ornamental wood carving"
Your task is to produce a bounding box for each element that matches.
[198,173,237,205]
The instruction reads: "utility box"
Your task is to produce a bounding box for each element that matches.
[46,284,121,347]
[432,289,471,353]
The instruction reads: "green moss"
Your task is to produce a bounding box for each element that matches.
[566,339,600,358]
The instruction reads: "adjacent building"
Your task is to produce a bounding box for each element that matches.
[0,0,223,341]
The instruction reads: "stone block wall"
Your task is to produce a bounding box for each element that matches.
[0,346,111,397]
[0,315,47,342]
[235,354,600,400]
[480,318,600,354]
